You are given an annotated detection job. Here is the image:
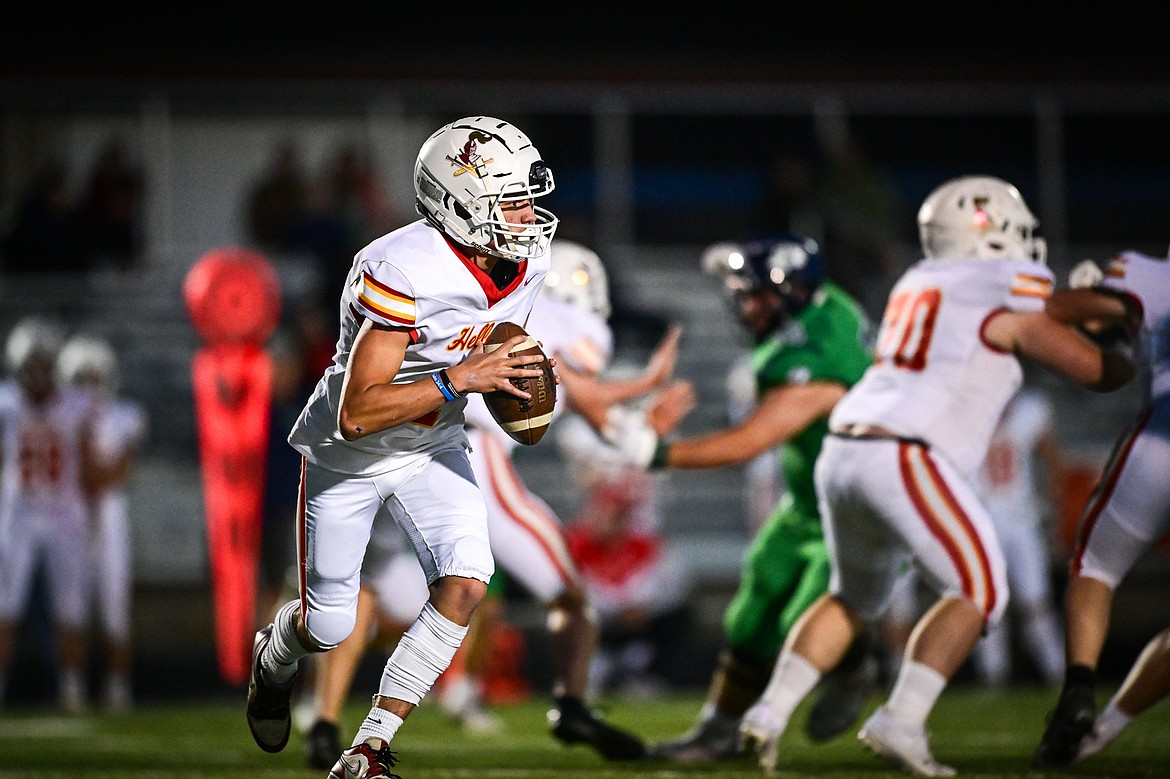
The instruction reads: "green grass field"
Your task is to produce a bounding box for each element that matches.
[1,686,1167,778]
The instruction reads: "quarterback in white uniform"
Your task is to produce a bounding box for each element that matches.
[57,334,148,712]
[299,240,688,768]
[0,317,100,713]
[738,176,1135,777]
[246,116,561,779]
[1034,250,1170,767]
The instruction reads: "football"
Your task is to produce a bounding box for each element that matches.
[482,322,556,445]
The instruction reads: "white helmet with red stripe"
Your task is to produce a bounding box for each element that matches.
[414,116,558,262]
[918,175,1046,264]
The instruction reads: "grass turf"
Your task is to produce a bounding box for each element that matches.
[1,685,1167,778]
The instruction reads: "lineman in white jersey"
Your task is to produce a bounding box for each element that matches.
[971,387,1065,687]
[0,317,101,713]
[57,334,149,712]
[737,175,1135,777]
[299,239,688,768]
[1033,250,1170,767]
[246,116,560,779]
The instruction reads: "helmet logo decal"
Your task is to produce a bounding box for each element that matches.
[448,131,494,178]
[971,197,991,231]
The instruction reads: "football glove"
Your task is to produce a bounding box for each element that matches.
[1069,259,1104,289]
[600,405,659,469]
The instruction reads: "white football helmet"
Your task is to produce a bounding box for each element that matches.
[700,241,746,278]
[414,116,558,262]
[57,334,120,395]
[917,175,1046,263]
[5,315,66,376]
[541,240,611,319]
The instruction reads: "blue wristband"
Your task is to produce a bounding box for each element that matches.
[432,371,458,402]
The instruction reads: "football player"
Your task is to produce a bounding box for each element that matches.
[1033,250,1169,767]
[246,116,560,779]
[299,239,693,769]
[883,388,1070,692]
[0,317,104,713]
[735,176,1134,777]
[610,232,880,763]
[57,334,148,712]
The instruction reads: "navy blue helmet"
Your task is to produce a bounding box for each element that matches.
[702,232,825,320]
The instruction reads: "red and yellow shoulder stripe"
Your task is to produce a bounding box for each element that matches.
[358,272,416,326]
[1104,258,1128,279]
[1010,273,1053,298]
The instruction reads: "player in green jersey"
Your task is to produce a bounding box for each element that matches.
[632,233,877,762]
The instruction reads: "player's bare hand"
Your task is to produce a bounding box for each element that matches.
[647,379,696,436]
[643,323,683,388]
[449,335,545,398]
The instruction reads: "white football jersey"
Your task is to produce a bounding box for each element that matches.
[1100,251,1170,404]
[0,380,94,525]
[91,396,148,470]
[289,219,548,475]
[830,256,1053,476]
[463,293,613,451]
[977,388,1053,526]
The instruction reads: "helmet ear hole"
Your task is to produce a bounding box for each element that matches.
[452,200,472,220]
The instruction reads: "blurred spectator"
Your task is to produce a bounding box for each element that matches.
[813,134,906,317]
[756,134,905,321]
[758,148,823,242]
[1,161,87,274]
[75,138,145,271]
[319,143,397,243]
[563,467,694,699]
[246,141,311,257]
[293,143,398,309]
[57,333,148,712]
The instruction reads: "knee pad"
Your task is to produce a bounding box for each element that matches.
[302,603,352,650]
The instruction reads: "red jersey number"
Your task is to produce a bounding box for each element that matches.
[876,288,942,372]
[19,427,64,490]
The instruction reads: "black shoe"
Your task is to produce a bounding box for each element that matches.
[246,625,295,753]
[805,654,880,742]
[306,719,343,770]
[647,712,743,763]
[1032,685,1096,768]
[548,697,646,761]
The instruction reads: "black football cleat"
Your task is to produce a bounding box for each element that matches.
[306,719,343,770]
[548,697,646,761]
[647,712,743,763]
[1032,685,1096,768]
[246,625,295,753]
[805,653,880,742]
